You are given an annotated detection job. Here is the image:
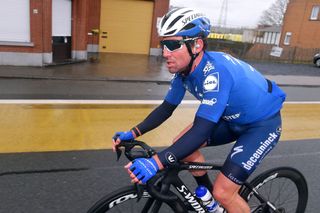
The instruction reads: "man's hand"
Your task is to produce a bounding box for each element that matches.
[125,157,159,184]
[112,131,135,152]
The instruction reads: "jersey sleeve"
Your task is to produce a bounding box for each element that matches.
[196,66,233,123]
[164,74,186,105]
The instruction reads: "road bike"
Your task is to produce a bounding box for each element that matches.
[87,140,308,213]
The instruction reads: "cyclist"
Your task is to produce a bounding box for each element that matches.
[113,7,286,213]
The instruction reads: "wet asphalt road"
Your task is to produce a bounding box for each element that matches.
[0,78,319,101]
[249,61,320,77]
[0,79,320,213]
[0,74,319,212]
[0,139,319,213]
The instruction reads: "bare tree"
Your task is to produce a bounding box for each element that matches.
[258,0,289,26]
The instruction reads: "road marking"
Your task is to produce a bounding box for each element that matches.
[0,100,318,153]
[0,100,319,104]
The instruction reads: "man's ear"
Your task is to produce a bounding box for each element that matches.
[193,39,204,53]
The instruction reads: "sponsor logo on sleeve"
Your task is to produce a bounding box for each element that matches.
[201,98,217,106]
[203,73,219,92]
[222,113,241,121]
[165,152,177,164]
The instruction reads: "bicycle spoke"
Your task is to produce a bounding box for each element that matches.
[240,168,307,213]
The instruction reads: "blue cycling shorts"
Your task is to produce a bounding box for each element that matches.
[206,112,282,185]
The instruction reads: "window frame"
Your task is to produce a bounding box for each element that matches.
[283,32,292,45]
[310,5,320,20]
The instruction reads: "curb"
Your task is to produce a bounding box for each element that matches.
[0,74,320,87]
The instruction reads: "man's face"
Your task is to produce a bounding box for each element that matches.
[160,36,191,74]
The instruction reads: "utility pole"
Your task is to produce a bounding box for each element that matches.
[218,0,228,31]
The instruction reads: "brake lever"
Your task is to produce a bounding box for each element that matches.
[115,140,156,161]
[115,140,135,161]
[116,147,122,161]
[135,183,144,202]
[124,142,136,161]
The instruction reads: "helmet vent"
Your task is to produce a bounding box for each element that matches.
[167,15,183,30]
[161,8,180,28]
[201,20,206,25]
[182,23,195,30]
[164,30,176,36]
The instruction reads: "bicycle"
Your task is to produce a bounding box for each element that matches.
[87,140,308,213]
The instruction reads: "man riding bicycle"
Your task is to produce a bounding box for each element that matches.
[113,7,286,213]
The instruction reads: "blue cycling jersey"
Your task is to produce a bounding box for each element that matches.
[165,51,286,124]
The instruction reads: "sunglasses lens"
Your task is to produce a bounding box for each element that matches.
[160,40,182,51]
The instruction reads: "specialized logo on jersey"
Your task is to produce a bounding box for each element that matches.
[203,61,215,75]
[222,54,241,65]
[231,145,244,159]
[203,72,219,92]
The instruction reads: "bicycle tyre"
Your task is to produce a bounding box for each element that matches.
[87,185,187,213]
[240,167,308,213]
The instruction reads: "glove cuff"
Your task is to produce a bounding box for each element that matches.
[131,127,142,138]
[152,155,164,170]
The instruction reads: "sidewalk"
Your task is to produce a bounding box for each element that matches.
[0,53,319,86]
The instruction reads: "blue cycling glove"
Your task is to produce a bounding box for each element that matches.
[130,158,159,184]
[113,131,135,141]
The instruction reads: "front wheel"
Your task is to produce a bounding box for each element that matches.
[316,58,320,67]
[240,167,308,213]
[87,185,186,213]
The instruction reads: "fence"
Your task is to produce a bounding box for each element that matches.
[207,39,253,58]
[207,39,319,64]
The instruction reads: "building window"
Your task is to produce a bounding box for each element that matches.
[310,6,320,20]
[283,32,292,45]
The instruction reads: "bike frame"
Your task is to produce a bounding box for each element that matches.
[114,140,282,213]
[146,162,280,213]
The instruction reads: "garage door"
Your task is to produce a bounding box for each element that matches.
[0,0,30,42]
[99,0,153,54]
[52,0,72,62]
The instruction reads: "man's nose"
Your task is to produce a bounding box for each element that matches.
[162,46,171,58]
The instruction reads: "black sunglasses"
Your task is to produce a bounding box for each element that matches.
[160,38,198,52]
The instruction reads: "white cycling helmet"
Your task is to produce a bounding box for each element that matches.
[158,7,211,38]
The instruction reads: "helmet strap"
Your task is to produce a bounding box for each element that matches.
[181,40,200,76]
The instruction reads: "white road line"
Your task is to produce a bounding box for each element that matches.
[0,100,193,104]
[266,151,320,159]
[0,100,319,104]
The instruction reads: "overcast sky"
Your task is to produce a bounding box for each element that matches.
[170,0,277,28]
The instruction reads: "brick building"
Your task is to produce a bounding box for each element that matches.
[279,0,320,61]
[0,0,169,66]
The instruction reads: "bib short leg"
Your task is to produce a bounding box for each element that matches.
[207,112,282,184]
